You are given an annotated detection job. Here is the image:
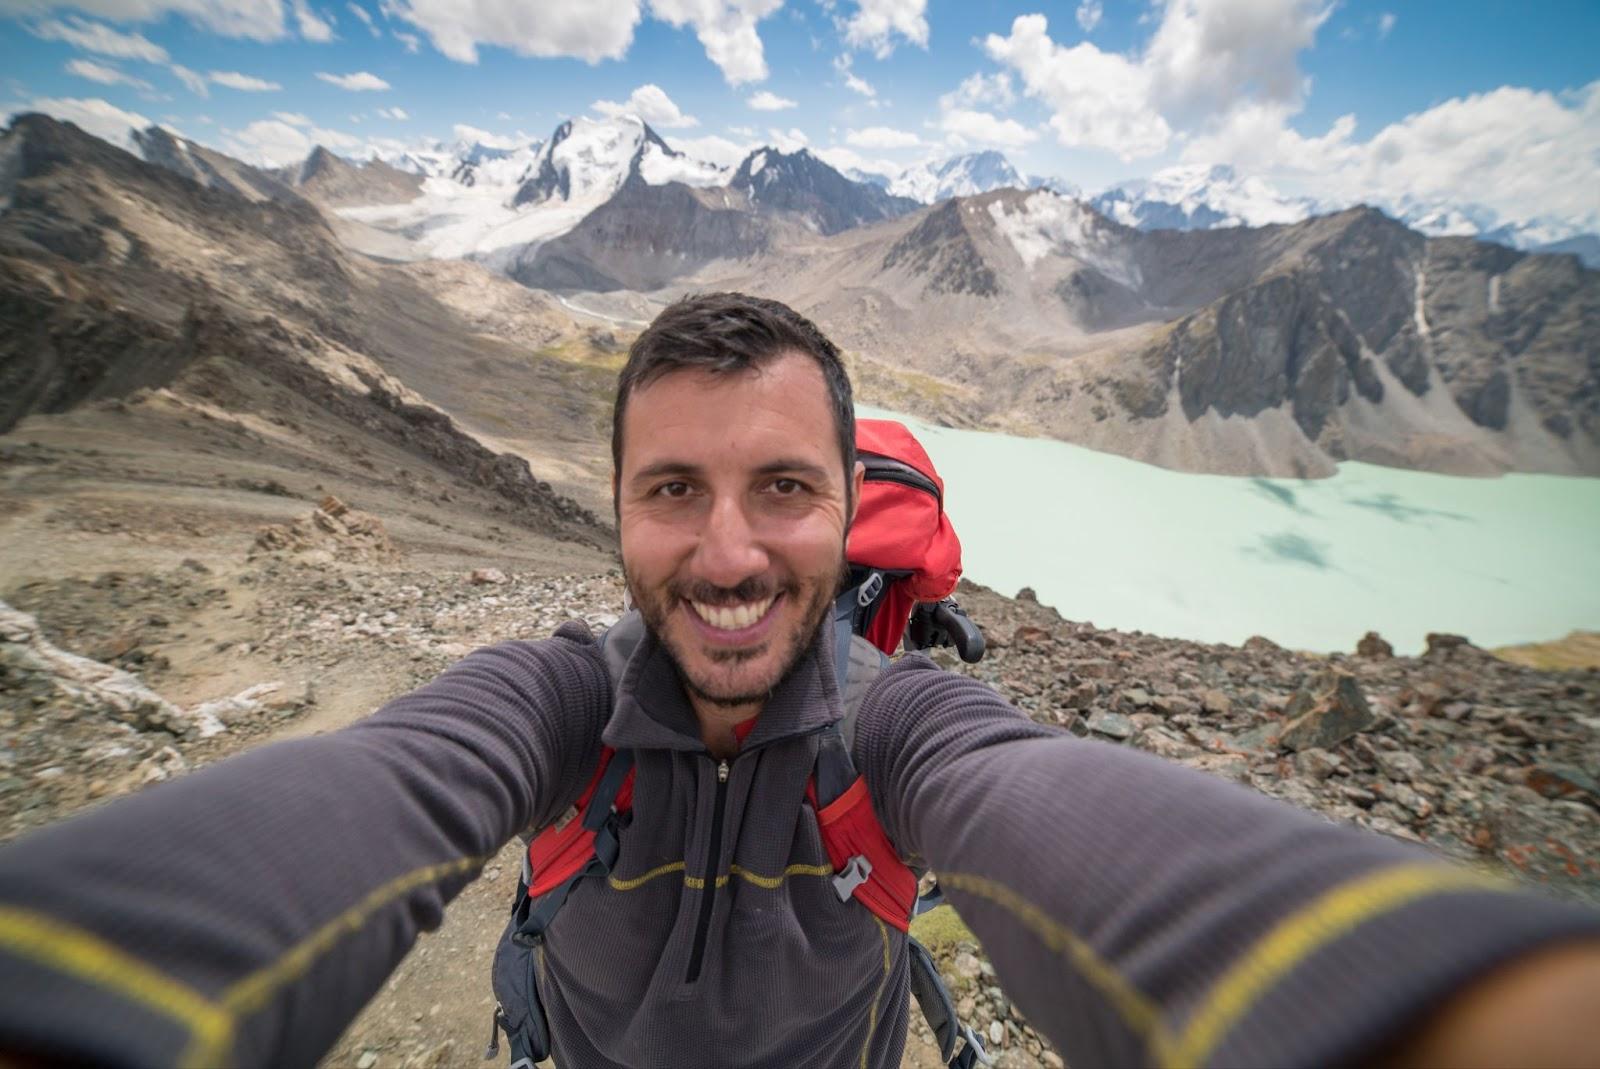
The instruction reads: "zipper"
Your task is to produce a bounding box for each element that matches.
[860,452,940,505]
[684,756,730,983]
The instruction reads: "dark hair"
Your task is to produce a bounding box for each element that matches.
[612,292,856,509]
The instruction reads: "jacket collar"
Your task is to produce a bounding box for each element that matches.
[602,620,843,755]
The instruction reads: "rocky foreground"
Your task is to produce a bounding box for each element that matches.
[1,503,1597,1069]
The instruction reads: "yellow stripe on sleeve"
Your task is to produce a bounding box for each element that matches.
[1170,864,1510,1068]
[0,905,235,1068]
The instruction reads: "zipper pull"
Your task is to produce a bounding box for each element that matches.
[483,1005,503,1060]
[717,759,730,783]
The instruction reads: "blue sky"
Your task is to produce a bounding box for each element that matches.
[3,1,1597,228]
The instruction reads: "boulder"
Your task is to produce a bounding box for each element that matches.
[1356,631,1394,658]
[1425,632,1474,656]
[1086,710,1134,740]
[1277,670,1377,752]
[1525,765,1600,805]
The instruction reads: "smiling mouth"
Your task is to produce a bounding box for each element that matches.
[687,594,778,632]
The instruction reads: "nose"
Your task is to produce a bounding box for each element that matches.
[692,493,770,589]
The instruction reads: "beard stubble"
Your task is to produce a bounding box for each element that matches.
[625,556,848,710]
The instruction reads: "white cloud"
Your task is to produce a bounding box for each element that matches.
[1075,0,1101,33]
[840,0,927,58]
[451,122,523,149]
[64,58,153,91]
[938,107,1039,148]
[496,110,511,119]
[28,16,168,62]
[169,64,207,96]
[377,105,408,119]
[983,1,1328,161]
[833,53,874,98]
[292,0,336,41]
[845,125,918,149]
[11,1,286,41]
[983,14,1168,160]
[316,70,390,91]
[394,29,420,52]
[648,0,782,86]
[273,110,313,126]
[671,132,753,167]
[1143,0,1328,125]
[1377,12,1395,39]
[813,144,898,177]
[939,71,1013,111]
[348,1,379,35]
[210,70,283,91]
[592,83,698,127]
[383,0,640,63]
[15,95,150,148]
[1183,82,1600,235]
[767,126,808,151]
[222,116,366,166]
[747,89,795,111]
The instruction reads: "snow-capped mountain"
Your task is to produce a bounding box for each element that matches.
[1090,164,1316,231]
[1027,174,1081,197]
[1089,163,1600,267]
[512,115,723,209]
[333,115,732,269]
[887,151,1026,204]
[732,147,917,235]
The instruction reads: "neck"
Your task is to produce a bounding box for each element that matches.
[691,696,762,760]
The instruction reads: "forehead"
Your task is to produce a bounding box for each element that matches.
[621,353,840,471]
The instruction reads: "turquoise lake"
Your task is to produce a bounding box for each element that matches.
[857,405,1600,655]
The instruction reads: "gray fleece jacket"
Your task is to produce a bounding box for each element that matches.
[0,620,1596,1069]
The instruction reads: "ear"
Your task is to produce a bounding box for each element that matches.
[849,460,865,525]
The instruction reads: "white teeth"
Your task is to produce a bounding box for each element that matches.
[690,595,775,631]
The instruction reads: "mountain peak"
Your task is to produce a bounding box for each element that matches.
[731,146,917,235]
[511,114,710,210]
[888,151,1025,204]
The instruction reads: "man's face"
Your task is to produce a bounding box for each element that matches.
[616,353,860,711]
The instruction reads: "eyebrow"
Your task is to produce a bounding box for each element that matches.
[627,458,834,485]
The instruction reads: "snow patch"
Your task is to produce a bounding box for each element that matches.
[988,191,1142,289]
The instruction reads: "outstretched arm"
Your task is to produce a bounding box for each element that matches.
[857,655,1600,1068]
[0,624,610,1069]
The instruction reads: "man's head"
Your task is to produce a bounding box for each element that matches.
[612,293,862,715]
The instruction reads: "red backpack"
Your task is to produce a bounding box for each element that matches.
[489,420,991,1069]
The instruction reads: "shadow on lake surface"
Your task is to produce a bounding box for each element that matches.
[1245,531,1333,570]
[1250,478,1313,514]
[1346,491,1473,525]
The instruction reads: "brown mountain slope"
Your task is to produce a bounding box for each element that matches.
[0,113,617,533]
[660,192,1599,478]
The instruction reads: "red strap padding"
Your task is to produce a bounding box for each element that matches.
[815,774,918,933]
[528,752,919,935]
[527,746,635,898]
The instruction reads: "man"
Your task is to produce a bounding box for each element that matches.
[0,293,1598,1068]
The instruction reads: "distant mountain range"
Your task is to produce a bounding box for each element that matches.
[8,109,1597,485]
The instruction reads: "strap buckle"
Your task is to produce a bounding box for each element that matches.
[856,570,885,608]
[831,854,873,902]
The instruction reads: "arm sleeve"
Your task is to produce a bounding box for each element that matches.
[0,622,610,1069]
[855,655,1600,1068]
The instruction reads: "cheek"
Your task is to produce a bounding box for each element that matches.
[620,515,689,577]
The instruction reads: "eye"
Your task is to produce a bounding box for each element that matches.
[769,478,805,495]
[653,481,692,499]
